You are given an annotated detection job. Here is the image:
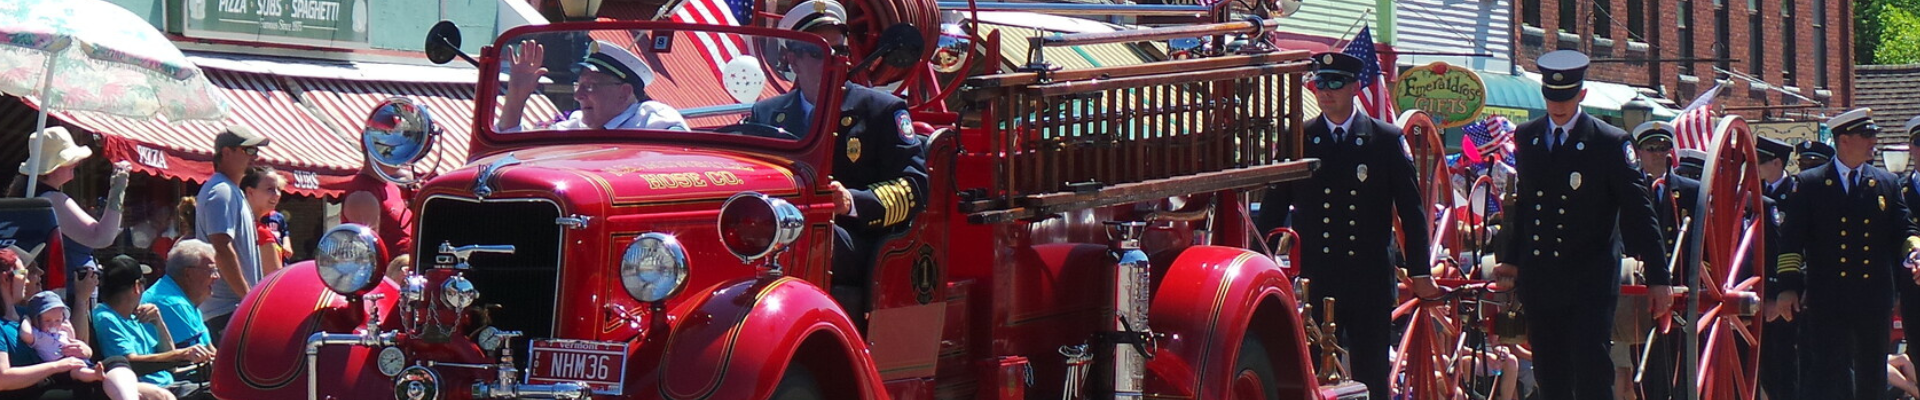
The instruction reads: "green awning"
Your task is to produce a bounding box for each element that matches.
[1479,72,1544,119]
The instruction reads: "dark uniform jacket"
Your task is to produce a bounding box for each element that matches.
[1256,113,1430,289]
[1499,113,1670,311]
[1774,163,1920,306]
[747,83,928,233]
[1651,172,1700,282]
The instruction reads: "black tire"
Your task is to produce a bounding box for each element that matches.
[769,362,825,400]
[1234,334,1282,400]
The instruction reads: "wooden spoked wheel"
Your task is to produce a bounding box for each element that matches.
[1678,115,1767,400]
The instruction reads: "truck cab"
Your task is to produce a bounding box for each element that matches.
[212,7,1360,400]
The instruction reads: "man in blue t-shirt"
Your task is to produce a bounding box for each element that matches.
[142,240,216,354]
[93,255,213,396]
[197,126,270,339]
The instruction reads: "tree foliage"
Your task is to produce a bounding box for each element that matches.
[1859,0,1920,64]
[1878,5,1920,64]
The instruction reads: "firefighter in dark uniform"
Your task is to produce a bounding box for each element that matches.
[1898,115,1920,393]
[1797,140,1835,171]
[1253,51,1439,400]
[1774,108,1920,399]
[1754,135,1800,400]
[1493,50,1672,400]
[747,0,928,329]
[1631,121,1699,400]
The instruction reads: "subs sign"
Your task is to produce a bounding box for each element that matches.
[1393,62,1486,129]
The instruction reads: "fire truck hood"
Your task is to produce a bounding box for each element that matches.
[443,144,803,201]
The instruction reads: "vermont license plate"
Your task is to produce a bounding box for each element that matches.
[527,339,629,394]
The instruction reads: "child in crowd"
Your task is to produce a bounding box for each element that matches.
[23,291,101,381]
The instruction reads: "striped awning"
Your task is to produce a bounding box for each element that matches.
[47,69,357,197]
[29,66,562,198]
[295,77,561,180]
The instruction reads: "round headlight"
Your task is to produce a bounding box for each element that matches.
[717,192,804,263]
[315,224,385,296]
[621,233,689,302]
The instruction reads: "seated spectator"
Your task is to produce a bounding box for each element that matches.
[141,240,215,353]
[0,247,169,400]
[92,256,212,398]
[25,291,100,381]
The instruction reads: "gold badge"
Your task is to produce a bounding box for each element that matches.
[847,137,863,162]
[1870,179,1878,188]
[1827,179,1834,186]
[1882,196,1889,211]
[1570,172,1583,190]
[774,113,786,123]
[842,116,855,127]
[1322,54,1333,64]
[1552,72,1563,81]
[1356,164,1369,182]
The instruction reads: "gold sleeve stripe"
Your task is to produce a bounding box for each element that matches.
[868,178,916,228]
[1776,253,1803,274]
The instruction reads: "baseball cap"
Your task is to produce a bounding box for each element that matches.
[99,255,151,296]
[215,125,271,149]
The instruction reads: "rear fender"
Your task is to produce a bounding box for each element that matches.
[211,261,402,400]
[1146,246,1315,399]
[645,276,883,400]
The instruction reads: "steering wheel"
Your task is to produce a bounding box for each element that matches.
[716,122,797,140]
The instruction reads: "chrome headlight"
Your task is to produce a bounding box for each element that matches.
[315,224,384,296]
[620,233,689,302]
[717,192,804,263]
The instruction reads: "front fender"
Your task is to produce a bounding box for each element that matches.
[211,261,401,400]
[638,276,882,400]
[1146,246,1315,399]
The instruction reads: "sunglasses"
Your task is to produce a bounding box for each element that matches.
[785,41,849,59]
[1312,78,1352,91]
[1638,143,1672,152]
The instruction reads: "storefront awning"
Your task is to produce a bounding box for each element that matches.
[43,69,357,198]
[24,57,560,198]
[1480,72,1544,119]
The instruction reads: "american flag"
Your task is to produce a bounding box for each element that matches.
[1342,27,1396,124]
[1672,84,1723,152]
[1462,115,1516,161]
[667,0,755,81]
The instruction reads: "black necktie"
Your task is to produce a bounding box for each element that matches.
[1552,128,1566,152]
[1849,169,1861,193]
[1334,127,1347,143]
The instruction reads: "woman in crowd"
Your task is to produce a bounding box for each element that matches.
[239,166,287,277]
[7,127,127,349]
[0,248,170,400]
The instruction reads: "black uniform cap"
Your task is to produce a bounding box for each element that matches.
[1537,50,1589,102]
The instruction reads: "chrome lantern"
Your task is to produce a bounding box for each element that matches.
[362,97,439,185]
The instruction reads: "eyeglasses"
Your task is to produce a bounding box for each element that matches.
[574,81,626,94]
[785,41,850,59]
[237,147,259,156]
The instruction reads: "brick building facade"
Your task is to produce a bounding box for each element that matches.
[1515,0,1853,122]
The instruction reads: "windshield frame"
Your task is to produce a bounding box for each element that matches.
[473,21,849,155]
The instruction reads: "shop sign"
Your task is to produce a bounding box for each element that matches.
[1481,106,1533,121]
[182,0,370,49]
[1394,62,1487,129]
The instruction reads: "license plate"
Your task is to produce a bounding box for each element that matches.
[527,339,628,394]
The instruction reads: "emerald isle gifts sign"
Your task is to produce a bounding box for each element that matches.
[182,0,370,49]
[1393,62,1486,129]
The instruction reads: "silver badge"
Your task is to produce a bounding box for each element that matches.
[1357,164,1370,182]
[1532,137,1540,145]
[1575,142,1585,151]
[1570,172,1583,190]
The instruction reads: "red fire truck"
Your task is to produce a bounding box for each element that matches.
[209,3,1360,399]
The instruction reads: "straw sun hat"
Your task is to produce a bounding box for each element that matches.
[18,127,92,176]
